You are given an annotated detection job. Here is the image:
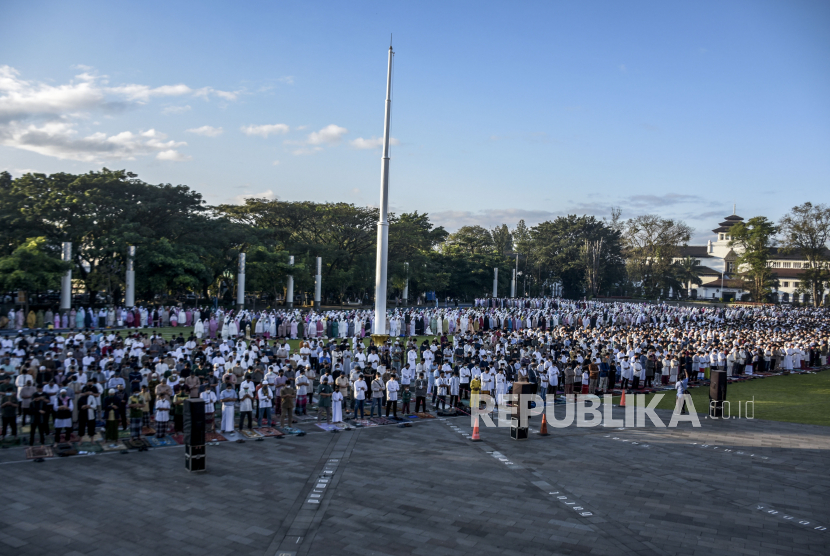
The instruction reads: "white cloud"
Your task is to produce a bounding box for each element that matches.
[307,124,347,145]
[278,76,295,85]
[0,65,241,162]
[108,83,192,102]
[0,121,190,162]
[162,104,191,114]
[187,125,224,137]
[193,87,240,101]
[156,149,192,161]
[241,123,289,138]
[350,136,399,149]
[272,160,280,166]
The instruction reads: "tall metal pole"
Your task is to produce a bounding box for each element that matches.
[511,269,516,298]
[125,246,136,308]
[314,256,322,310]
[237,252,246,310]
[286,255,295,308]
[493,268,498,298]
[60,242,72,314]
[372,44,394,339]
[402,261,409,306]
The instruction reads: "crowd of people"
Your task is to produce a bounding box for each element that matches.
[1,298,827,445]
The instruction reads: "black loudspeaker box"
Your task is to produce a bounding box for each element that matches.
[184,398,206,446]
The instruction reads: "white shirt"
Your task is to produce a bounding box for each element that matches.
[200,390,217,413]
[353,379,367,400]
[386,379,400,401]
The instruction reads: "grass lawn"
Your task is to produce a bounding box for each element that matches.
[614,371,830,427]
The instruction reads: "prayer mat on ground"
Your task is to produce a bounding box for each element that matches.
[68,433,82,442]
[123,438,151,450]
[0,437,22,447]
[205,432,228,442]
[146,437,178,447]
[141,426,156,436]
[117,430,132,439]
[353,419,379,428]
[255,427,284,437]
[370,417,393,425]
[414,412,435,419]
[170,434,185,445]
[76,441,103,453]
[406,414,419,419]
[294,415,316,422]
[100,441,128,452]
[26,446,54,459]
[333,422,352,430]
[239,429,264,439]
[280,427,307,435]
[316,423,339,432]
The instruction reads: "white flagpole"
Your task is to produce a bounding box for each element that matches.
[373,44,394,338]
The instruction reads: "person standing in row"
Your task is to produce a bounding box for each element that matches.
[317,380,332,423]
[280,380,296,428]
[414,373,427,413]
[385,374,399,418]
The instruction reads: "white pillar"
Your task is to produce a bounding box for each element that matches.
[237,252,246,310]
[60,242,72,313]
[511,269,516,298]
[286,255,294,308]
[373,45,394,336]
[314,256,322,310]
[493,268,498,298]
[402,261,410,306]
[125,245,136,307]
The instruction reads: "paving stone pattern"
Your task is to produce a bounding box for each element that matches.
[1,405,829,556]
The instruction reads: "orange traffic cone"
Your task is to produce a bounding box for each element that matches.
[470,417,482,442]
[537,412,549,436]
[619,390,626,407]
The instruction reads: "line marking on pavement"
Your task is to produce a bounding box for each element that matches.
[753,504,828,534]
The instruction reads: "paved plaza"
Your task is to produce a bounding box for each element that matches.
[1,405,829,556]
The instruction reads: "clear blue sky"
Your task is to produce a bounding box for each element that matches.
[1,0,828,243]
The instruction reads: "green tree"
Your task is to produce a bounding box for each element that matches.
[528,215,623,298]
[9,169,215,305]
[673,256,703,298]
[622,215,693,298]
[779,202,830,307]
[246,246,303,304]
[490,224,513,256]
[729,216,779,302]
[0,237,71,311]
[444,225,493,255]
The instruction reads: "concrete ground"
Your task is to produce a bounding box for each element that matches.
[1,404,828,556]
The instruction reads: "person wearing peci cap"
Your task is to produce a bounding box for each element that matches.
[53,388,74,443]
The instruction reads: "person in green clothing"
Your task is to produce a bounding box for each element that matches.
[316,380,333,423]
[401,385,412,415]
[173,390,188,433]
[128,392,145,438]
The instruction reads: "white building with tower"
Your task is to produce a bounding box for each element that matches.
[676,210,828,304]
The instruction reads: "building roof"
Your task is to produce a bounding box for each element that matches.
[712,213,744,234]
[770,268,807,279]
[700,278,746,290]
[768,247,830,260]
[676,245,714,259]
[695,265,721,276]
